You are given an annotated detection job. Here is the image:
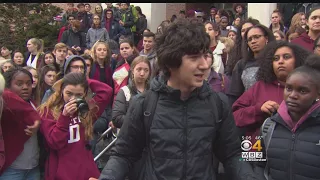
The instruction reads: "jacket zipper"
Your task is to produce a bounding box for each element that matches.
[289,133,295,180]
[183,104,187,179]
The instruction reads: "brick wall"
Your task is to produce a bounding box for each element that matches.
[53,3,187,21]
[166,3,186,20]
[52,3,100,13]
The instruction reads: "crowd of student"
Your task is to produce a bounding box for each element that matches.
[0,2,320,180]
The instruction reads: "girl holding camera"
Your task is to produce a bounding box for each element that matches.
[38,72,112,180]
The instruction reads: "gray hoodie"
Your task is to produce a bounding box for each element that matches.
[63,55,87,75]
[86,27,110,49]
[41,55,88,104]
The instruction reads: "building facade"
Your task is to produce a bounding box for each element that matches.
[54,3,278,33]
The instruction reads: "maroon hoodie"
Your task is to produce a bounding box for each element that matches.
[232,80,284,144]
[40,79,112,180]
[0,90,41,174]
[291,32,314,52]
[278,100,320,132]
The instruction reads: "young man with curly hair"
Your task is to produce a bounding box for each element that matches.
[93,19,256,180]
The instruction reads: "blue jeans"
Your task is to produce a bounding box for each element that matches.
[0,166,40,180]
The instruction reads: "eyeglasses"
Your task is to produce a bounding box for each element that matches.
[246,34,264,43]
[70,65,84,70]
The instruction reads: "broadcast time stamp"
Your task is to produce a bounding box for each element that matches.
[240,136,266,162]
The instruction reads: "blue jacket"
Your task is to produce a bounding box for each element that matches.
[101,19,126,42]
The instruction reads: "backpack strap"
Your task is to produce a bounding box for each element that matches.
[260,117,276,180]
[209,92,226,127]
[142,90,159,148]
[121,86,131,102]
[261,118,276,151]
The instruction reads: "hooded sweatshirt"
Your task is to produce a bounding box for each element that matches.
[278,100,320,132]
[232,80,284,144]
[62,55,87,78]
[41,55,87,106]
[0,90,41,175]
[291,32,314,52]
[40,79,112,180]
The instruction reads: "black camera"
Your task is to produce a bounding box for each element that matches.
[75,98,89,115]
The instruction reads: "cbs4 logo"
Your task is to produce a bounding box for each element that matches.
[241,139,262,151]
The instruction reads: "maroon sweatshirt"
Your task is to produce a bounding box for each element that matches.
[291,32,314,52]
[232,80,284,144]
[40,79,112,180]
[278,100,320,132]
[0,90,41,174]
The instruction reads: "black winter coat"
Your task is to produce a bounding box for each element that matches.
[136,15,147,35]
[101,19,126,42]
[60,29,86,53]
[112,83,139,128]
[99,76,256,180]
[257,108,320,180]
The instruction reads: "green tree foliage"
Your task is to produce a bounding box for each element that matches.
[0,3,63,53]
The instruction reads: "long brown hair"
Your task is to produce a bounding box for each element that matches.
[37,65,57,105]
[91,14,102,29]
[38,72,97,140]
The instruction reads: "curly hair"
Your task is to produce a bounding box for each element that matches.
[256,41,311,83]
[155,19,210,77]
[156,20,170,35]
[3,66,32,89]
[233,3,246,13]
[289,12,305,30]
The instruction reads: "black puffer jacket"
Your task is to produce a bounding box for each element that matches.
[60,29,86,53]
[135,15,147,35]
[112,83,139,128]
[99,76,256,180]
[257,109,320,180]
